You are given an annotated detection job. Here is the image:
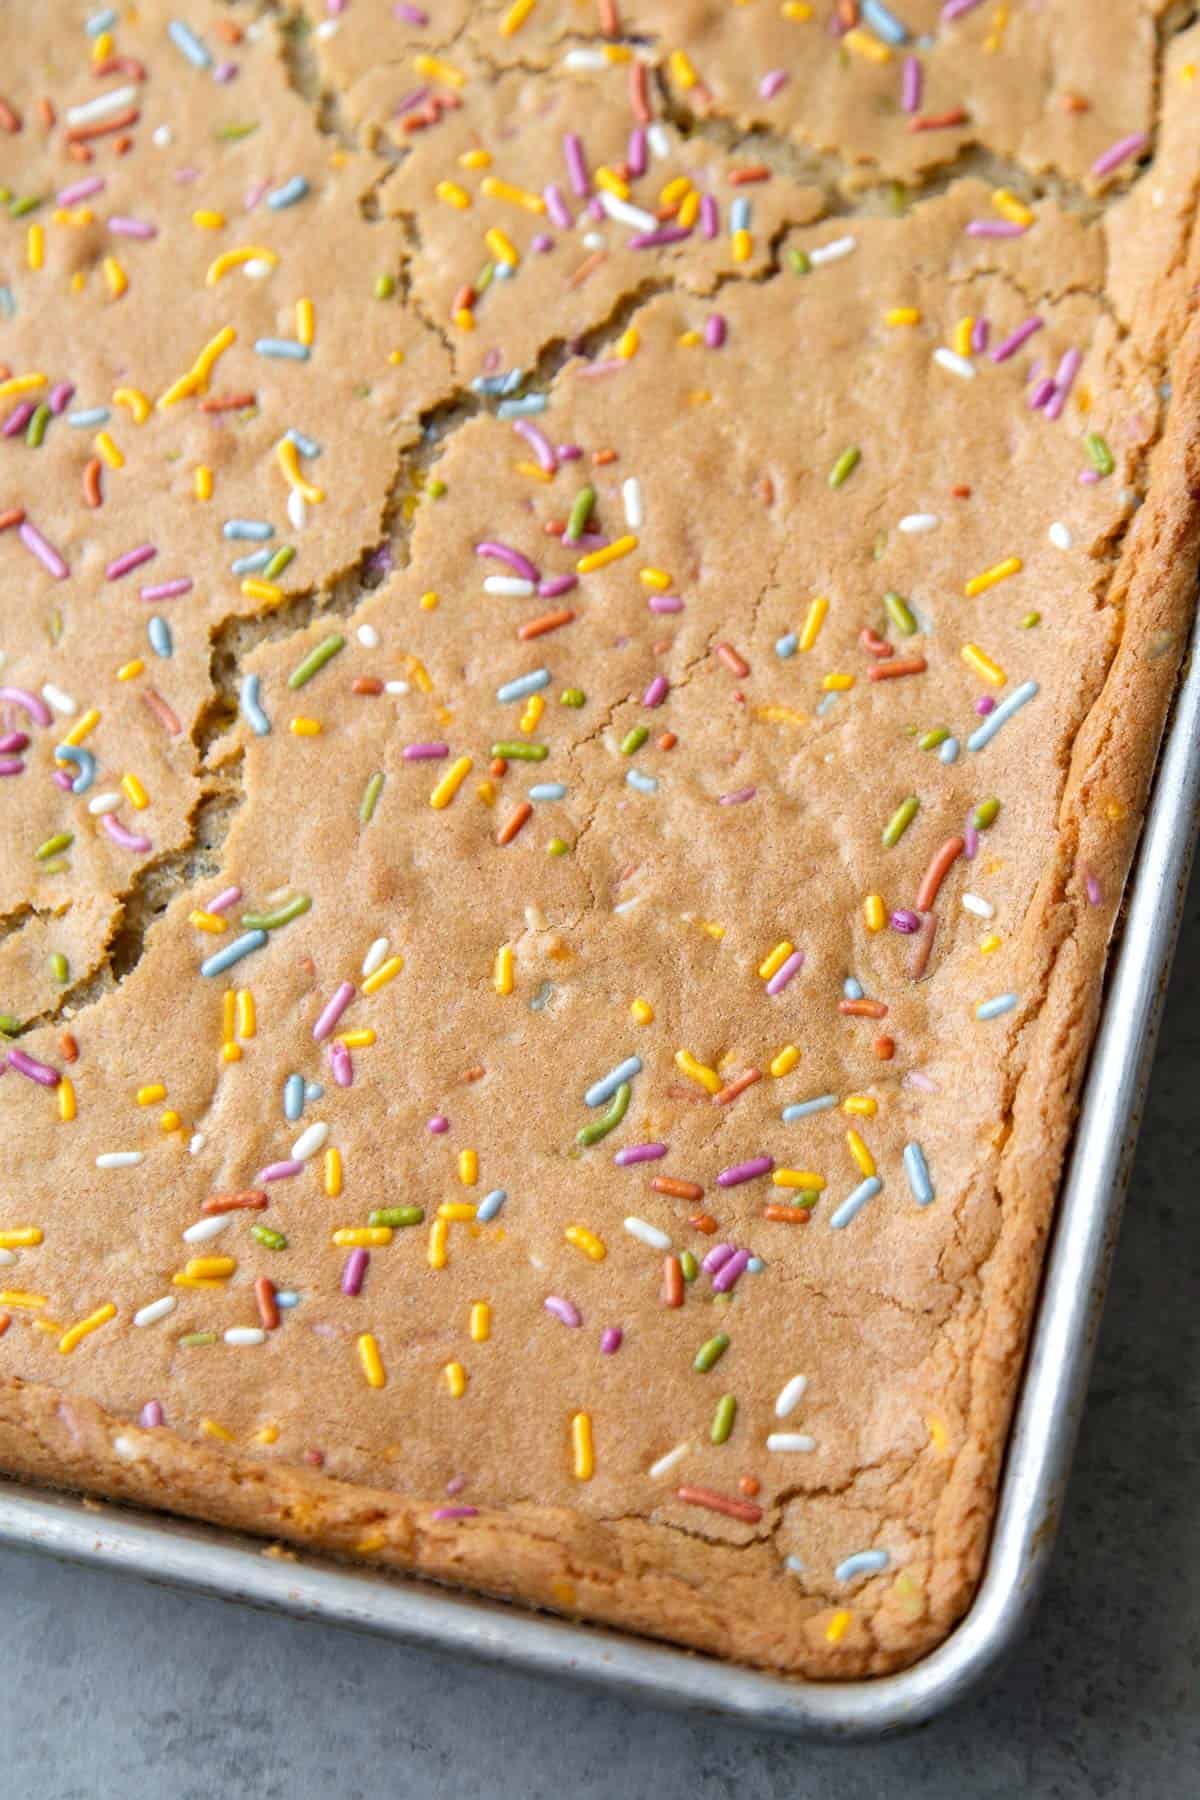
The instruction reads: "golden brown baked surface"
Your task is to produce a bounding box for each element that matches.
[1,0,1199,1679]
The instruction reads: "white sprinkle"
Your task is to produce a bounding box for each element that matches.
[87,791,122,815]
[287,488,307,531]
[647,122,671,159]
[766,1432,816,1453]
[384,679,410,696]
[1049,520,1072,550]
[96,1151,142,1169]
[183,1215,230,1244]
[524,903,548,932]
[599,191,658,234]
[962,892,995,919]
[648,1442,691,1481]
[133,1296,177,1328]
[622,477,644,529]
[291,1120,329,1162]
[563,46,609,70]
[484,575,534,597]
[0,1248,16,1267]
[244,258,274,279]
[934,347,976,380]
[315,17,339,36]
[362,936,389,978]
[225,1327,267,1346]
[357,624,380,649]
[152,124,173,147]
[582,230,605,251]
[188,1133,206,1156]
[623,1216,670,1250]
[612,896,641,914]
[112,1435,140,1461]
[774,1373,809,1418]
[898,513,939,534]
[41,683,77,715]
[808,234,856,266]
[65,85,137,127]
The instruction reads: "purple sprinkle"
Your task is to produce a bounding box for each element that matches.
[586,195,605,223]
[600,1326,623,1354]
[965,220,1027,239]
[0,757,25,776]
[760,69,789,101]
[19,522,69,579]
[108,216,157,240]
[213,60,238,84]
[1079,468,1100,485]
[3,402,36,437]
[717,1156,774,1188]
[941,0,985,17]
[991,317,1043,364]
[531,233,553,254]
[207,885,242,914]
[702,1243,735,1274]
[1044,347,1081,422]
[648,594,684,614]
[765,952,804,996]
[1029,376,1056,410]
[563,131,589,198]
[428,1114,449,1134]
[7,1048,61,1087]
[556,444,583,462]
[891,909,922,934]
[312,980,355,1043]
[475,540,540,583]
[1092,132,1148,180]
[403,741,450,760]
[514,419,557,472]
[258,1159,305,1183]
[393,2,429,22]
[431,1505,478,1520]
[964,822,980,860]
[48,382,75,415]
[139,1401,164,1429]
[105,544,157,581]
[627,126,647,178]
[628,225,691,250]
[544,182,572,229]
[57,177,105,206]
[971,317,990,354]
[341,1248,369,1296]
[0,731,29,753]
[705,313,727,349]
[140,578,193,602]
[0,685,52,727]
[445,1472,467,1495]
[1085,871,1103,906]
[544,1295,581,1328]
[614,1142,668,1165]
[643,675,668,707]
[712,1248,751,1293]
[330,1041,353,1087]
[102,814,152,853]
[719,786,757,805]
[539,574,578,599]
[901,54,922,114]
[699,193,719,239]
[52,768,73,790]
[392,86,431,119]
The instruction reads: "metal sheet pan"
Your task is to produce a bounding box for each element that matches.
[3,609,1199,1740]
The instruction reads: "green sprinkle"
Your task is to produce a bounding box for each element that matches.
[881,797,919,848]
[369,1206,425,1228]
[426,478,447,499]
[264,545,296,580]
[288,633,345,690]
[576,1080,630,1148]
[215,122,260,142]
[972,797,1001,830]
[560,688,585,707]
[35,832,73,861]
[1084,432,1114,476]
[918,728,949,751]
[40,858,70,877]
[620,725,649,756]
[679,1250,698,1282]
[828,446,860,490]
[787,246,810,276]
[0,1015,23,1038]
[795,1189,821,1210]
[10,193,46,219]
[711,1394,737,1445]
[374,273,396,300]
[251,1224,288,1251]
[491,740,548,761]
[179,1331,218,1348]
[884,591,917,636]
[1019,611,1041,629]
[240,893,312,931]
[476,260,496,293]
[48,609,63,645]
[547,837,569,856]
[566,485,596,542]
[360,771,385,824]
[25,403,49,448]
[693,1332,730,1373]
[886,181,909,216]
[49,952,69,984]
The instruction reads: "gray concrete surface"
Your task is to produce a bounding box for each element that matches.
[3,869,1198,1800]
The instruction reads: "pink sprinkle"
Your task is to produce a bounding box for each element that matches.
[991,317,1043,364]
[392,87,431,119]
[213,60,237,84]
[643,675,668,707]
[648,594,684,614]
[106,544,157,581]
[971,318,990,354]
[628,225,691,249]
[941,0,985,17]
[966,220,1026,239]
[3,402,36,437]
[705,313,727,349]
[1091,132,1148,180]
[627,126,647,179]
[140,578,193,602]
[108,216,157,240]
[514,419,557,472]
[555,444,584,461]
[48,382,75,415]
[7,1048,61,1088]
[539,574,578,598]
[207,885,242,914]
[0,758,25,777]
[102,814,152,853]
[585,195,606,223]
[901,55,922,114]
[712,1249,751,1293]
[258,1159,304,1183]
[964,822,980,860]
[531,233,553,254]
[476,540,539,583]
[57,177,105,206]
[975,695,996,716]
[0,686,52,727]
[891,909,922,934]
[600,1326,623,1354]
[330,1041,353,1087]
[431,1505,478,1520]
[1085,871,1103,906]
[0,732,29,753]
[717,1157,774,1188]
[403,741,449,760]
[52,768,73,790]
[719,785,757,806]
[563,132,589,198]
[428,1114,449,1134]
[702,1243,736,1274]
[341,1249,369,1296]
[544,1295,581,1328]
[1044,347,1081,422]
[139,1401,164,1428]
[393,2,429,21]
[614,1143,668,1165]
[765,952,804,996]
[20,520,70,578]
[1079,468,1100,485]
[444,1472,467,1495]
[544,183,572,229]
[760,69,788,101]
[312,980,355,1042]
[699,194,718,239]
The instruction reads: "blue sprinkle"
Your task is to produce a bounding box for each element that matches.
[785,1554,805,1576]
[493,262,515,282]
[284,1073,305,1122]
[67,406,110,429]
[304,1082,324,1102]
[585,1056,642,1108]
[975,992,1018,1021]
[85,9,118,36]
[275,1290,301,1310]
[0,286,15,320]
[286,428,322,459]
[496,668,550,703]
[967,679,1038,751]
[835,1548,891,1583]
[529,980,554,1012]
[817,692,839,717]
[497,395,549,419]
[829,1176,882,1230]
[529,783,567,802]
[231,549,273,576]
[842,976,864,1001]
[477,1189,507,1222]
[730,195,751,233]
[782,1094,838,1123]
[200,929,267,978]
[938,735,959,764]
[747,1256,765,1274]
[223,519,274,541]
[240,673,270,736]
[626,769,658,794]
[775,632,798,658]
[266,176,310,210]
[499,367,525,395]
[167,19,212,69]
[55,744,95,795]
[860,0,908,45]
[147,616,173,658]
[903,1141,934,1206]
[255,338,311,361]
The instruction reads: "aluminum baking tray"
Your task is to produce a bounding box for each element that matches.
[2,608,1198,1740]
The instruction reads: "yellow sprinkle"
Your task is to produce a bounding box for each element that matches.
[481,175,545,213]
[436,179,472,210]
[494,943,515,996]
[362,954,404,995]
[136,1083,167,1107]
[443,1359,468,1397]
[519,692,545,734]
[430,756,473,810]
[846,1129,876,1177]
[420,590,439,611]
[94,430,124,470]
[172,1275,231,1296]
[428,1217,449,1269]
[1182,61,1197,85]
[192,209,226,229]
[864,893,886,933]
[571,1410,595,1481]
[799,596,828,651]
[160,1110,181,1133]
[295,297,315,347]
[630,997,654,1024]
[414,53,467,88]
[678,189,701,230]
[33,1318,62,1335]
[668,47,698,89]
[58,1079,76,1123]
[845,25,890,61]
[458,1148,479,1187]
[453,307,475,332]
[755,705,807,727]
[615,325,640,359]
[477,780,496,806]
[485,226,519,268]
[843,1094,877,1117]
[773,1170,826,1191]
[324,1147,343,1196]
[221,1043,243,1065]
[200,1417,236,1443]
[961,643,1007,686]
[116,660,144,682]
[205,246,278,286]
[639,567,671,591]
[992,187,1033,227]
[514,458,552,482]
[27,224,44,271]
[980,932,1002,954]
[759,941,794,980]
[964,556,1022,598]
[62,709,100,748]
[577,534,638,575]
[255,1424,280,1445]
[333,1228,393,1248]
[240,578,283,604]
[470,1301,491,1341]
[459,148,492,169]
[438,1203,477,1224]
[236,989,256,1039]
[156,371,201,409]
[338,1028,375,1049]
[189,910,227,935]
[103,255,127,298]
[194,464,213,501]
[675,1049,721,1094]
[825,1609,852,1645]
[594,165,631,202]
[405,655,434,694]
[0,1229,42,1249]
[822,672,855,692]
[276,437,325,505]
[696,918,725,941]
[357,1333,386,1389]
[112,386,151,424]
[769,1044,800,1078]
[0,1291,46,1309]
[565,1225,607,1262]
[120,772,149,810]
[0,373,47,400]
[184,1256,236,1280]
[885,307,921,326]
[58,1302,116,1355]
[731,227,752,264]
[659,174,692,207]
[289,717,322,737]
[92,29,113,60]
[927,1415,950,1454]
[190,324,238,387]
[953,316,974,359]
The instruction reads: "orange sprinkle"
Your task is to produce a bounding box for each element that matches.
[910,108,969,133]
[915,834,965,910]
[255,1276,280,1331]
[496,800,532,845]
[729,164,770,184]
[658,731,678,750]
[867,656,927,681]
[59,1032,79,1063]
[592,448,618,466]
[676,1484,763,1524]
[0,1314,9,1338]
[839,997,888,1019]
[629,59,651,121]
[352,676,384,696]
[714,642,750,677]
[689,1213,719,1235]
[0,506,25,532]
[764,1203,811,1223]
[201,1189,268,1215]
[82,456,103,508]
[518,608,575,640]
[567,250,607,290]
[652,1175,704,1201]
[662,1254,684,1308]
[739,1474,761,1497]
[714,1068,761,1106]
[875,1035,896,1060]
